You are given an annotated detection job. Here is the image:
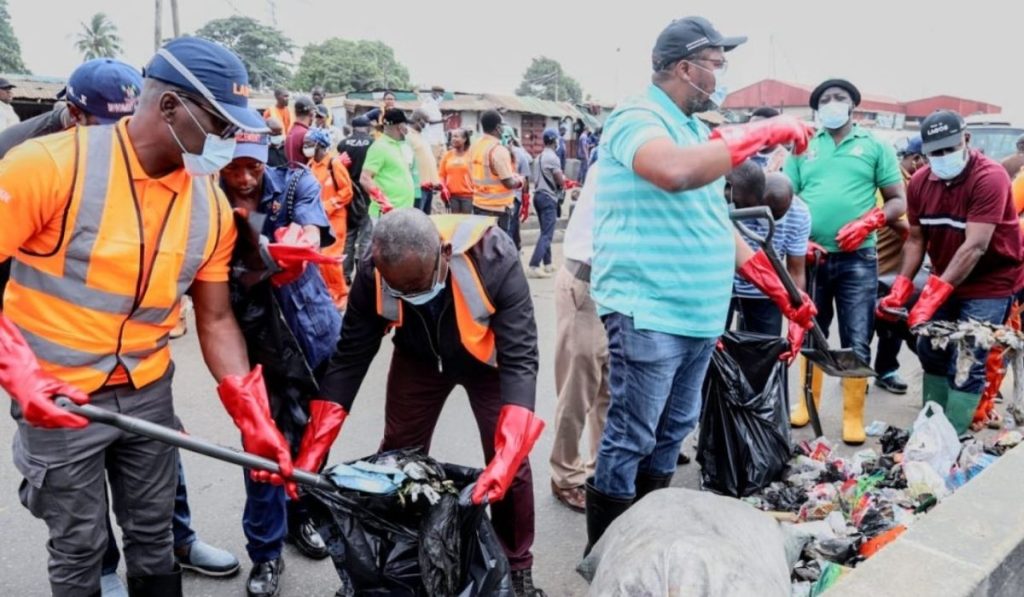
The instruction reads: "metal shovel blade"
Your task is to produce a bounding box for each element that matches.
[801,345,876,378]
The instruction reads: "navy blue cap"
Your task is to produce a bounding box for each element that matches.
[901,136,923,157]
[542,128,559,143]
[144,37,267,132]
[351,115,371,128]
[58,59,142,124]
[233,128,269,162]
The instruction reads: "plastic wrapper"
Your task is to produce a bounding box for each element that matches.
[806,538,861,565]
[904,403,961,478]
[879,426,910,455]
[698,332,792,497]
[810,562,848,596]
[904,460,950,500]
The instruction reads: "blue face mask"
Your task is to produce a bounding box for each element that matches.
[929,147,968,180]
[685,60,728,108]
[167,95,237,176]
[817,101,851,130]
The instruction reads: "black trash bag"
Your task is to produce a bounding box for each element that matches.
[761,484,807,512]
[879,426,910,455]
[302,449,513,597]
[698,331,792,497]
[806,537,862,565]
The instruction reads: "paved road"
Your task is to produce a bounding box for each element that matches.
[0,245,949,596]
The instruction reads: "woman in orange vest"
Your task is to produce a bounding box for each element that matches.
[438,128,474,214]
[304,127,352,311]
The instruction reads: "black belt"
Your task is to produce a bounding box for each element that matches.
[565,258,591,283]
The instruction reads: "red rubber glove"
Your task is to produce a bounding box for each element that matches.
[836,207,887,252]
[806,241,828,265]
[439,183,451,203]
[0,314,90,428]
[908,275,954,328]
[295,400,347,474]
[369,187,394,214]
[520,189,531,223]
[564,179,580,189]
[267,224,320,287]
[217,365,297,499]
[783,322,807,364]
[876,275,914,321]
[710,116,816,166]
[737,250,817,329]
[420,182,435,192]
[471,405,545,505]
[338,152,352,168]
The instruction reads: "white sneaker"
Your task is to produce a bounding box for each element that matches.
[544,263,557,274]
[101,573,128,597]
[526,266,551,279]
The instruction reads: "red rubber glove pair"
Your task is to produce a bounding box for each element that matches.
[520,189,531,223]
[836,207,887,252]
[737,250,818,362]
[217,365,297,499]
[471,405,545,505]
[710,115,816,166]
[369,187,394,214]
[266,224,336,287]
[294,400,348,474]
[877,274,953,327]
[0,314,91,428]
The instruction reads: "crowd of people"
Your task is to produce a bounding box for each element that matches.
[1,13,1024,597]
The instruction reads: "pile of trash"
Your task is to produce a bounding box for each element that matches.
[741,403,1019,596]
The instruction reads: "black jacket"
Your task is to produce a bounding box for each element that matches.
[320,228,538,411]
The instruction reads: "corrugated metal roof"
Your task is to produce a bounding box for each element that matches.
[1,74,66,101]
[341,90,599,126]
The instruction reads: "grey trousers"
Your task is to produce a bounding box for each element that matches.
[13,367,178,596]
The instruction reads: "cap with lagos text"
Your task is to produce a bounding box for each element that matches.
[58,59,143,124]
[652,16,747,71]
[920,111,965,155]
[144,36,267,133]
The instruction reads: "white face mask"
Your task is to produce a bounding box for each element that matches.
[817,101,851,130]
[166,96,236,176]
[302,146,316,159]
[269,134,285,146]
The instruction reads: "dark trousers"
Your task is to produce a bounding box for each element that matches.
[473,205,515,240]
[343,216,372,282]
[510,198,523,250]
[732,297,783,336]
[382,349,535,571]
[416,189,434,215]
[528,191,557,267]
[874,318,916,376]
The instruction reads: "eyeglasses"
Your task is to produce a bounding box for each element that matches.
[177,92,239,139]
[384,247,442,300]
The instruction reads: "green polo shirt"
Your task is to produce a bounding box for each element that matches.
[783,125,902,252]
[363,135,415,216]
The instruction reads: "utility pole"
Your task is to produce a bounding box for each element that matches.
[171,0,180,37]
[154,0,163,51]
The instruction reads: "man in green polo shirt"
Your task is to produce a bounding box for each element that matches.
[359,108,416,217]
[783,78,906,445]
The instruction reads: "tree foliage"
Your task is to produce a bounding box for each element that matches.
[74,13,124,61]
[515,56,582,103]
[0,0,29,73]
[292,38,410,93]
[195,16,293,90]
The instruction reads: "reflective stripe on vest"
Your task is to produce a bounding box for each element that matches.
[7,125,214,392]
[469,136,514,209]
[376,215,497,367]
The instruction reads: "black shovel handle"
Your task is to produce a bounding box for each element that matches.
[55,397,333,491]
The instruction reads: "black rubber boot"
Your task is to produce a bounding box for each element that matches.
[127,563,182,597]
[634,472,673,502]
[584,479,633,556]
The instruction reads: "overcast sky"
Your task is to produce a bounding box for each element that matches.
[8,0,1024,116]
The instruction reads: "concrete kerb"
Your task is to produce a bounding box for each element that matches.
[830,443,1024,597]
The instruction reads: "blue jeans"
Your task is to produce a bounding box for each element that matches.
[529,191,557,268]
[917,296,1012,393]
[594,313,716,499]
[243,473,288,564]
[417,189,434,215]
[813,248,878,363]
[733,297,783,336]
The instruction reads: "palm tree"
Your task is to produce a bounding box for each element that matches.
[74,13,123,61]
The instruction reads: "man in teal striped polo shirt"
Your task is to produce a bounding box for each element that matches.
[585,16,819,550]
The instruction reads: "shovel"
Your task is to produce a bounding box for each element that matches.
[730,206,876,379]
[55,397,334,491]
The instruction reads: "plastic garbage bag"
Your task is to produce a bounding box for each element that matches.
[879,426,910,455]
[904,402,961,478]
[303,448,512,596]
[903,460,951,500]
[698,332,792,497]
[805,537,861,565]
[810,562,847,595]
[579,488,791,597]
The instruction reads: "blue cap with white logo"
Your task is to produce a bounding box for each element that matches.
[58,59,143,124]
[144,36,268,133]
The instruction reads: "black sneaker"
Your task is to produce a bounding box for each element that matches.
[511,568,546,597]
[247,557,284,597]
[874,371,908,395]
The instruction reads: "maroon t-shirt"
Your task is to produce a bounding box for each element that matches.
[907,149,1024,299]
[285,121,310,164]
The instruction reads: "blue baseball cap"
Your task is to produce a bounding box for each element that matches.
[144,36,267,133]
[901,135,923,157]
[304,127,332,149]
[58,59,143,124]
[233,128,269,163]
[542,128,560,143]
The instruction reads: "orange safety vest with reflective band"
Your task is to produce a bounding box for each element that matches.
[5,125,221,393]
[469,135,515,211]
[375,214,498,366]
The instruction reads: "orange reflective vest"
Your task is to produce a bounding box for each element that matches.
[469,135,515,211]
[375,214,498,366]
[5,125,221,393]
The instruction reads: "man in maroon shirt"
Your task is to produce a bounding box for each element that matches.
[285,96,315,163]
[878,111,1024,433]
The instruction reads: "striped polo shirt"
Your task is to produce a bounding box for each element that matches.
[591,84,734,338]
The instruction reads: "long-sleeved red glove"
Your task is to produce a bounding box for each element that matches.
[294,400,348,474]
[738,250,817,328]
[471,405,545,505]
[876,275,914,322]
[0,314,91,428]
[836,207,887,252]
[710,116,816,166]
[438,183,451,203]
[369,187,394,214]
[217,365,297,499]
[908,275,953,328]
[520,189,531,223]
[338,152,352,168]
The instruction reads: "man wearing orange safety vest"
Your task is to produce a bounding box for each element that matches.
[469,110,525,236]
[0,38,294,596]
[305,127,353,311]
[293,209,547,596]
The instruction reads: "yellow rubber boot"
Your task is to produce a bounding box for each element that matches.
[842,377,868,445]
[791,358,824,427]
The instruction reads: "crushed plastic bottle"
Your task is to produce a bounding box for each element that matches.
[865,420,888,437]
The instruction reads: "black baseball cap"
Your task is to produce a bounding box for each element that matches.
[652,17,747,71]
[0,77,15,90]
[920,111,966,154]
[382,108,407,125]
[293,96,315,116]
[809,79,861,110]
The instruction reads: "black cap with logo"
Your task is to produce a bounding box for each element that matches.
[652,16,747,71]
[920,110,966,154]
